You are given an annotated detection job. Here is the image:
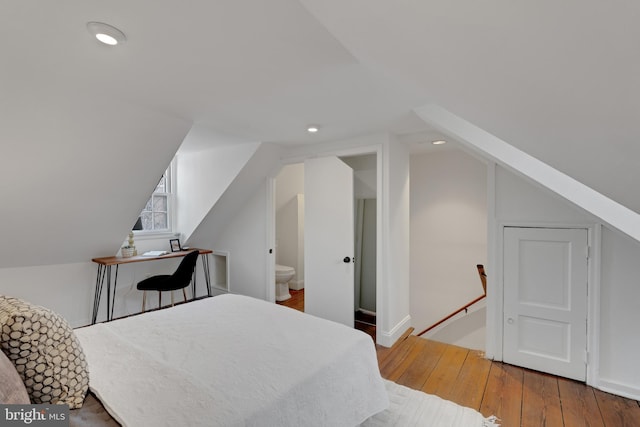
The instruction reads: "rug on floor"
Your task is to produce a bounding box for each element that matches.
[362,380,499,426]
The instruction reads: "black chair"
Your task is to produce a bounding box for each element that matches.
[137,250,200,312]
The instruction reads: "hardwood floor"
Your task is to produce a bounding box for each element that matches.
[378,333,640,426]
[278,290,640,426]
[276,289,376,340]
[277,288,305,311]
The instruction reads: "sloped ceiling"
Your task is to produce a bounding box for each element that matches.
[299,0,640,212]
[2,0,639,267]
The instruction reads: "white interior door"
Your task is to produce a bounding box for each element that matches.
[304,156,354,327]
[503,227,588,381]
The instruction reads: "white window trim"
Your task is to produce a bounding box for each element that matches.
[133,159,177,236]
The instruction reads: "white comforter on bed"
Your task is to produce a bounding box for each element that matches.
[75,294,388,427]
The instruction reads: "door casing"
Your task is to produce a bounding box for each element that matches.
[488,221,601,386]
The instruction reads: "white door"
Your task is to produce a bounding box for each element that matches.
[304,156,354,327]
[503,227,588,381]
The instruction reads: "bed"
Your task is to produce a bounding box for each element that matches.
[1,293,497,426]
[73,294,388,426]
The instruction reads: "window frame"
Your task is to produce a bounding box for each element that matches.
[133,160,176,237]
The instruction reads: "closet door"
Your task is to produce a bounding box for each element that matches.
[503,227,588,381]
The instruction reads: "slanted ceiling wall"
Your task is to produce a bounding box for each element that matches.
[0,101,192,268]
[176,141,261,242]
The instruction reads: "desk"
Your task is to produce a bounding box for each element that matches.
[91,249,212,324]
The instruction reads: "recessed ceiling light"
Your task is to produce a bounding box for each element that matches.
[307,125,320,133]
[87,22,127,46]
[432,140,447,145]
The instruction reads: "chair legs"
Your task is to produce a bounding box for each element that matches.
[170,289,188,306]
[140,287,189,314]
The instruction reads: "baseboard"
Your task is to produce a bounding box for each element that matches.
[377,314,411,348]
[597,379,640,401]
[288,279,304,291]
[357,308,377,316]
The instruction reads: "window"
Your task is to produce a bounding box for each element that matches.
[136,165,173,232]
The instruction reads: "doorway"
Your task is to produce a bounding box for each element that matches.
[342,154,378,327]
[273,153,378,331]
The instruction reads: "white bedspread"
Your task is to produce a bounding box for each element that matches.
[75,294,388,427]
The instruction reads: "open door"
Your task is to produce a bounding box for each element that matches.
[304,156,354,327]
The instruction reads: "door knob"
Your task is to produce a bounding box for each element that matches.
[507,318,514,324]
[343,257,351,263]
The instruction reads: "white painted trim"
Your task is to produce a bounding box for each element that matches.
[265,177,276,303]
[491,221,506,361]
[374,145,385,345]
[415,104,640,244]
[168,157,177,233]
[357,308,377,316]
[209,249,231,294]
[586,223,602,388]
[378,314,411,348]
[485,161,499,360]
[288,279,304,291]
[598,379,640,401]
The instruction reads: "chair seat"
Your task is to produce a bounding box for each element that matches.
[135,250,200,312]
[137,275,182,291]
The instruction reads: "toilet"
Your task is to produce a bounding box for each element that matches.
[275,264,295,302]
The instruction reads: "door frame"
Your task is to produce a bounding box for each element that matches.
[488,221,601,386]
[266,144,383,339]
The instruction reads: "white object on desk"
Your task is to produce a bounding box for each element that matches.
[142,251,167,257]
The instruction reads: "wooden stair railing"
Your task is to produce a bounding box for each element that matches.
[417,264,487,337]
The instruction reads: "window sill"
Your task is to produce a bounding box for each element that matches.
[132,231,180,241]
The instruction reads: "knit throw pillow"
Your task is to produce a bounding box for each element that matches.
[0,296,89,408]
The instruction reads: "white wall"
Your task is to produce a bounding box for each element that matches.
[187,143,283,300]
[0,263,96,327]
[598,228,640,399]
[275,164,305,287]
[343,154,377,199]
[275,163,304,210]
[410,149,487,348]
[176,140,260,242]
[208,184,270,300]
[379,135,411,346]
[428,303,487,351]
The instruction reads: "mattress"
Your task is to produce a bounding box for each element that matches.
[74,294,388,427]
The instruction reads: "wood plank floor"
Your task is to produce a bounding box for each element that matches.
[278,290,640,426]
[378,334,640,426]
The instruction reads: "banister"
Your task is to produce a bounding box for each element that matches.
[417,264,487,337]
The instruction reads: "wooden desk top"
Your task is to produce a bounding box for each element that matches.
[92,248,212,266]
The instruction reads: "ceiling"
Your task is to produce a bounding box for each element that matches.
[2,0,640,212]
